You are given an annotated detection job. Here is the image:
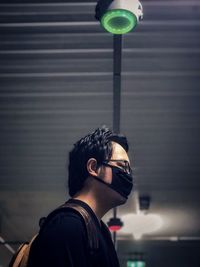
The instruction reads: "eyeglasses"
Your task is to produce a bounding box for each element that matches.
[102,159,133,175]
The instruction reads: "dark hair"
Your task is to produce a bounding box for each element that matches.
[68,126,128,197]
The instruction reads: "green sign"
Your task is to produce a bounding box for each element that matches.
[127,260,145,267]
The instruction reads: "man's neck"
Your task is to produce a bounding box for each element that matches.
[73,193,111,223]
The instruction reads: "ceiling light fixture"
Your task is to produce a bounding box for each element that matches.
[107,217,123,232]
[95,0,143,34]
[139,195,151,214]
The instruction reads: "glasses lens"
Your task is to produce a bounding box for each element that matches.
[125,161,132,174]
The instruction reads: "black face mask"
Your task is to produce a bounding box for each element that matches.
[93,165,133,199]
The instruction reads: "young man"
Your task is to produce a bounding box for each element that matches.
[28,126,133,267]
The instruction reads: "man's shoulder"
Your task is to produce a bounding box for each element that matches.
[47,205,86,223]
[28,207,90,267]
[40,207,87,237]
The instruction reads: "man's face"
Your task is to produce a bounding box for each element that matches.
[99,141,130,182]
[98,141,132,203]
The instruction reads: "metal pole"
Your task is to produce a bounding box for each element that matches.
[113,207,117,248]
[112,34,122,249]
[113,34,122,134]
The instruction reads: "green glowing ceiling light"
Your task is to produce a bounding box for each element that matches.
[101,9,137,34]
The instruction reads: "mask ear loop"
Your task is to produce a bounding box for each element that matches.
[96,160,112,171]
[92,176,110,187]
[101,162,111,168]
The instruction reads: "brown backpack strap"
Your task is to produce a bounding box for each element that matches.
[19,235,37,267]
[60,202,99,251]
[8,235,38,267]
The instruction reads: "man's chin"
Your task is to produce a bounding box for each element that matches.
[114,193,128,206]
[109,190,128,207]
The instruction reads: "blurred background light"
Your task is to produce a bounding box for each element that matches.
[119,213,163,239]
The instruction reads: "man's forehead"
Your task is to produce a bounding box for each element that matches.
[111,142,130,162]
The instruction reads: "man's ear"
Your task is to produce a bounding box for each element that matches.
[87,158,99,177]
